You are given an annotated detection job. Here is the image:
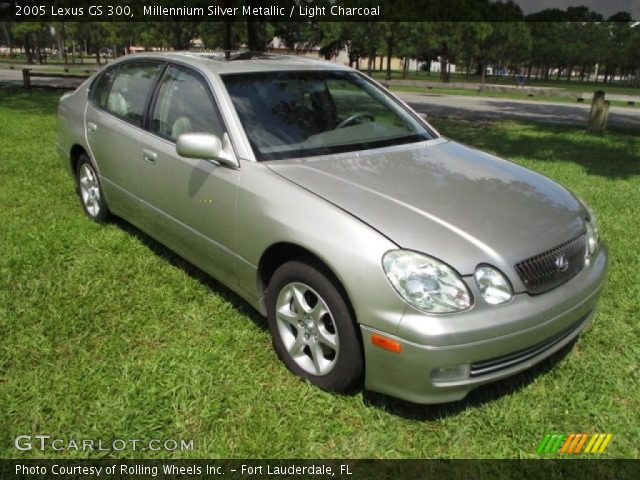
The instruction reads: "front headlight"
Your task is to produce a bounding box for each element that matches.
[382,250,472,314]
[474,265,513,305]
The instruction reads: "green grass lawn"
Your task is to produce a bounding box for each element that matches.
[1,88,639,459]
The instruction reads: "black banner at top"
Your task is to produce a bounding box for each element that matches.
[2,0,638,22]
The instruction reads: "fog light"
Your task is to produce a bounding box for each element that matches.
[585,218,598,256]
[430,364,470,382]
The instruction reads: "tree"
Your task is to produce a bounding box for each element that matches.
[12,23,50,64]
[273,22,324,52]
[603,14,635,83]
[623,25,640,86]
[1,22,14,55]
[430,22,466,82]
[456,22,492,79]
[408,23,440,76]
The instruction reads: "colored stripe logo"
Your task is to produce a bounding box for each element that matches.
[537,433,613,454]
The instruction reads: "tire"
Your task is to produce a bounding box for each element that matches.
[76,154,110,223]
[266,261,363,392]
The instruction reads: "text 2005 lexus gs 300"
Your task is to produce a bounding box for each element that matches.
[57,52,607,404]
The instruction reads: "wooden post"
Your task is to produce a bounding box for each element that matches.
[587,90,609,133]
[22,68,31,89]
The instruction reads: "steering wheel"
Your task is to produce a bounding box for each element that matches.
[335,112,375,129]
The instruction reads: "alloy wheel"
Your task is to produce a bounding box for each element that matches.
[275,282,340,376]
[78,163,101,218]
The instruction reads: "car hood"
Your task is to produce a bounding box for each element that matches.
[266,139,585,279]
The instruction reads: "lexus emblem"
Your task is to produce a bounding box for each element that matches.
[555,254,569,272]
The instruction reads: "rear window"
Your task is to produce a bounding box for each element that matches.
[103,62,163,126]
[89,67,116,109]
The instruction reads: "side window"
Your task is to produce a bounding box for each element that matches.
[89,67,116,108]
[150,66,225,142]
[106,62,162,126]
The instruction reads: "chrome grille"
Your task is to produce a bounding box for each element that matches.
[515,234,586,294]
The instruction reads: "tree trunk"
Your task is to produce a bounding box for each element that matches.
[440,56,449,83]
[62,33,68,64]
[1,23,12,55]
[379,55,383,70]
[34,33,43,64]
[24,34,34,64]
[385,37,392,81]
[587,91,609,133]
[480,62,486,90]
[402,57,409,79]
[247,20,266,52]
[223,20,232,57]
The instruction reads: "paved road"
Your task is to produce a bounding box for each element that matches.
[398,92,640,129]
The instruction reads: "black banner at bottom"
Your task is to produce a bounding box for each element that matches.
[2,459,639,480]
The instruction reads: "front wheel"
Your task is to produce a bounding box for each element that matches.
[266,261,363,392]
[76,154,110,223]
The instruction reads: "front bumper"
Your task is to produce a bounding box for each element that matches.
[361,244,608,404]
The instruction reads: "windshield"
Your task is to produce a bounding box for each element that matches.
[222,71,435,161]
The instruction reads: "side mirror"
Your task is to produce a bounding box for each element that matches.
[176,133,238,168]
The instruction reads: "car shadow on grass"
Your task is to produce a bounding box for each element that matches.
[362,340,576,420]
[110,216,270,334]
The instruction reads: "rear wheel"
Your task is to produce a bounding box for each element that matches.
[77,154,109,223]
[266,261,363,392]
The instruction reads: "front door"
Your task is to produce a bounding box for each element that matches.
[137,65,240,285]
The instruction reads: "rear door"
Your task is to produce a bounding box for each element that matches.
[85,61,164,214]
[136,64,240,284]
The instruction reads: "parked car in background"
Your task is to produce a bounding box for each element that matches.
[57,52,607,404]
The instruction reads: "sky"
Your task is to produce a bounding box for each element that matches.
[514,0,640,19]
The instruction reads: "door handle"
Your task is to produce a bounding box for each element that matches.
[87,122,97,133]
[142,148,158,164]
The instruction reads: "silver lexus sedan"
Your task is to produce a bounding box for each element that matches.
[57,52,607,404]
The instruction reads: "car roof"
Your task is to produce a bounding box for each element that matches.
[117,51,352,75]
